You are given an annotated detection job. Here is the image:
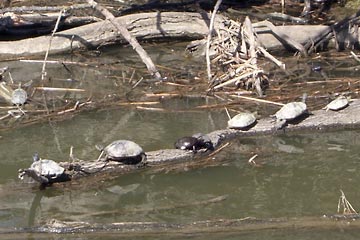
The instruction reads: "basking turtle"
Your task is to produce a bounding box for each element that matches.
[98,140,146,164]
[11,84,27,105]
[18,153,67,185]
[323,96,349,111]
[274,102,308,129]
[227,112,256,130]
[175,133,213,151]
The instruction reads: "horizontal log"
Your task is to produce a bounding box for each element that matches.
[0,11,350,59]
[18,98,360,184]
[3,214,360,235]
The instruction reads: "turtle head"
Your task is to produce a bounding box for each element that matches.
[33,153,40,162]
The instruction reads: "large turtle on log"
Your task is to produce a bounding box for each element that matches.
[227,112,257,130]
[18,153,70,185]
[98,140,146,165]
[273,102,308,129]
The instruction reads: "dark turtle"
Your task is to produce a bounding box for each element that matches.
[323,96,349,111]
[227,112,256,130]
[274,102,308,129]
[99,140,146,164]
[18,153,68,185]
[175,133,213,151]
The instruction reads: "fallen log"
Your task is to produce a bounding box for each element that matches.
[3,215,360,236]
[0,11,356,59]
[18,99,360,185]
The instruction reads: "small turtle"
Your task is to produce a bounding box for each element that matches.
[18,153,67,185]
[323,96,349,111]
[175,133,213,151]
[274,102,308,129]
[11,84,27,105]
[191,133,214,150]
[99,140,146,164]
[227,112,256,130]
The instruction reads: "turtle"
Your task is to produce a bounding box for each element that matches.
[274,102,308,129]
[175,133,213,151]
[227,112,256,130]
[11,85,27,105]
[98,140,146,164]
[323,96,349,111]
[18,153,67,185]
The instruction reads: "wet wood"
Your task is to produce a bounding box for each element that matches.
[3,215,360,236]
[0,12,101,35]
[85,0,162,79]
[0,11,357,59]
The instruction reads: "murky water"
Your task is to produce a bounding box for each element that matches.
[0,40,360,239]
[1,108,360,239]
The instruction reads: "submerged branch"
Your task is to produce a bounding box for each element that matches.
[5,215,360,236]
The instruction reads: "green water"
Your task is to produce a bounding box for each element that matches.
[1,108,360,239]
[0,42,359,239]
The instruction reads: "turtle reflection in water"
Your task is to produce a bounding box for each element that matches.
[18,153,69,186]
[175,133,213,152]
[97,140,146,165]
[273,102,308,129]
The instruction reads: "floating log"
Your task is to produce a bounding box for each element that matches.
[2,215,360,236]
[0,11,357,59]
[18,99,360,185]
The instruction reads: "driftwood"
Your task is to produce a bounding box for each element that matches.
[0,11,357,59]
[3,215,360,236]
[85,0,161,79]
[18,99,360,185]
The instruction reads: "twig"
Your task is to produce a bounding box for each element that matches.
[248,154,260,167]
[230,95,285,106]
[213,69,264,90]
[350,51,360,63]
[41,9,64,82]
[39,9,64,115]
[206,0,222,81]
[224,107,231,120]
[35,87,86,92]
[338,189,358,214]
[117,101,159,106]
[207,142,230,158]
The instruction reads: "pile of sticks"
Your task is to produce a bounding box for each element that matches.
[207,17,284,96]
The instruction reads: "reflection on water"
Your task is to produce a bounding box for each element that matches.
[0,44,359,239]
[1,114,360,238]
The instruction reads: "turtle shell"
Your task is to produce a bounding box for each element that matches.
[227,112,256,129]
[30,159,64,179]
[324,96,349,111]
[174,137,199,150]
[175,134,213,151]
[11,88,27,105]
[275,102,307,121]
[104,140,146,164]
